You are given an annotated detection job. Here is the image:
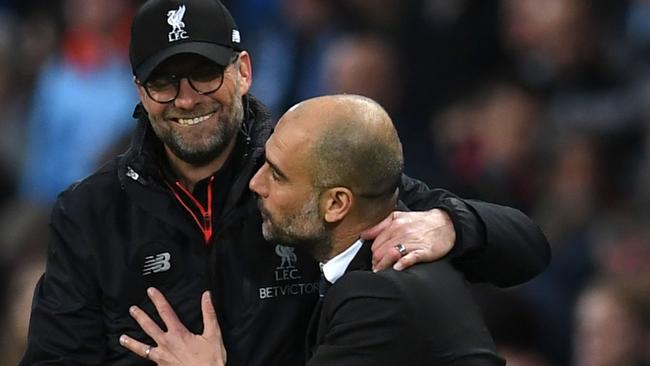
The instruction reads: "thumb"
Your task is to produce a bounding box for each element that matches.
[360,212,394,240]
[201,291,221,339]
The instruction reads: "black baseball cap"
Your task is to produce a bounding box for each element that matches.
[130,0,242,82]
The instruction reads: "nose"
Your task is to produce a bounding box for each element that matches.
[173,78,201,109]
[249,164,268,197]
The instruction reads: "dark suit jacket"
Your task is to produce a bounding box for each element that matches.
[305,241,505,365]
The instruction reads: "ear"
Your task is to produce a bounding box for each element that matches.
[321,187,353,224]
[134,77,147,102]
[236,51,253,95]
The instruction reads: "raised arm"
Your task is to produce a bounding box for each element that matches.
[367,174,550,287]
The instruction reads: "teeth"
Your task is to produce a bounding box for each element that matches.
[177,113,213,126]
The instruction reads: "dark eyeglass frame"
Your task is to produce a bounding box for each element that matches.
[137,53,240,104]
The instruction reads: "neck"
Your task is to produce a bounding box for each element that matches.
[323,222,370,262]
[165,137,237,192]
[323,204,394,261]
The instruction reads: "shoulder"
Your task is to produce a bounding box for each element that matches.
[322,264,503,365]
[330,260,475,317]
[322,271,411,333]
[378,260,473,304]
[54,158,123,219]
[381,258,465,289]
[328,260,463,298]
[329,269,401,300]
[323,270,410,320]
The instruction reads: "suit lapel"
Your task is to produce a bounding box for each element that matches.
[305,240,375,362]
[305,297,324,360]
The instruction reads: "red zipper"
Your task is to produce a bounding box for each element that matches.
[166,176,214,245]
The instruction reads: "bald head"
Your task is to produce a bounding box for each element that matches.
[277,94,403,206]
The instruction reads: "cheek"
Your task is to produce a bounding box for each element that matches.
[141,98,167,122]
[211,78,238,105]
[266,187,299,214]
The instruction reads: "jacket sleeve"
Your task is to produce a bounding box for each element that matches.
[19,196,107,365]
[398,174,551,287]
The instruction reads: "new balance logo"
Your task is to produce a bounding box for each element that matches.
[143,252,171,275]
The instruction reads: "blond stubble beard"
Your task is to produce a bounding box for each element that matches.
[150,77,244,167]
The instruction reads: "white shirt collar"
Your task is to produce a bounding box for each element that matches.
[321,238,364,284]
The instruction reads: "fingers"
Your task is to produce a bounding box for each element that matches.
[129,305,166,341]
[119,334,157,361]
[369,212,406,270]
[369,209,459,272]
[393,250,425,271]
[377,246,433,272]
[201,291,221,339]
[373,244,403,272]
[201,291,227,363]
[147,287,185,333]
[123,289,223,365]
[360,212,394,240]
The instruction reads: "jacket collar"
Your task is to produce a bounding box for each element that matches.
[343,239,374,274]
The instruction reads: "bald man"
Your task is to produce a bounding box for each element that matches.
[248,95,504,365]
[119,95,507,365]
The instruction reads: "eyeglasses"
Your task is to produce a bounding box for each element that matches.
[138,54,239,103]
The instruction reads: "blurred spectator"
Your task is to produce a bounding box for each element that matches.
[626,0,650,60]
[573,277,650,366]
[533,135,604,247]
[0,3,60,206]
[337,0,409,35]
[499,0,645,143]
[473,286,552,366]
[18,0,137,205]
[635,112,650,206]
[321,33,449,187]
[591,214,650,280]
[0,256,46,364]
[406,0,504,118]
[225,0,280,36]
[241,0,342,118]
[322,34,402,113]
[500,0,595,88]
[0,11,25,204]
[13,6,61,89]
[516,134,606,365]
[0,202,48,365]
[431,80,542,210]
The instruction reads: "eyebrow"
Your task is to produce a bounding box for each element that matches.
[265,157,288,180]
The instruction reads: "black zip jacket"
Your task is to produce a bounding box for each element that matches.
[20,95,549,365]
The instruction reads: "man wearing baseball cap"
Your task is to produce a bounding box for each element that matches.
[20,0,549,365]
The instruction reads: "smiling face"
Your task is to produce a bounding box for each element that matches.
[136,52,251,166]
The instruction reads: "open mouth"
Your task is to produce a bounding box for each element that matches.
[174,112,215,126]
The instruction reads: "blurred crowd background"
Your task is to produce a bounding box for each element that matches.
[0,0,649,365]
